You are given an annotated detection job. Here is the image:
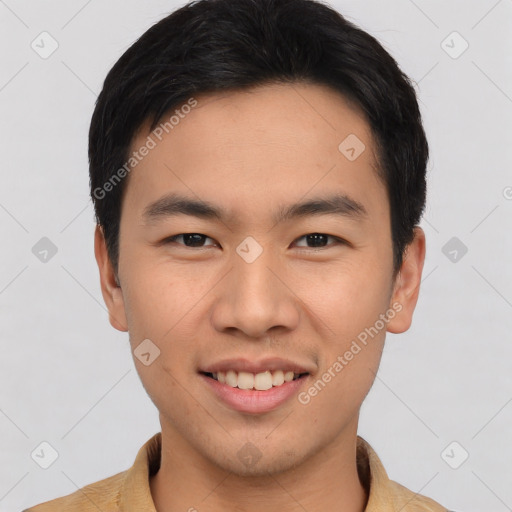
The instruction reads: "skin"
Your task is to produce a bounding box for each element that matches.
[95,82,426,512]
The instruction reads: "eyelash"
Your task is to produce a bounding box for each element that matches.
[161,233,348,251]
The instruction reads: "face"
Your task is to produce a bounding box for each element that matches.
[96,82,425,476]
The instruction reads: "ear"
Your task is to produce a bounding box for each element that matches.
[386,226,426,334]
[94,225,128,332]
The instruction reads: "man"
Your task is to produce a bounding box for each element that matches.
[25,0,452,510]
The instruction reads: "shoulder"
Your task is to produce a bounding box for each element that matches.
[22,469,127,512]
[387,479,449,512]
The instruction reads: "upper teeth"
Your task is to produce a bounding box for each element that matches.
[213,370,301,390]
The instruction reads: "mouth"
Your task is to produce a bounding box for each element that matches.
[199,368,310,414]
[199,358,313,413]
[201,370,309,391]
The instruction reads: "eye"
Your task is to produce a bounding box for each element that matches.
[160,232,347,251]
[163,233,218,248]
[293,233,346,250]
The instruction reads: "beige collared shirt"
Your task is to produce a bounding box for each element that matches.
[24,433,449,511]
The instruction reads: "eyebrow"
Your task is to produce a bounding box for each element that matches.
[143,192,368,226]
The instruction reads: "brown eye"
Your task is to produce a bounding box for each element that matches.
[165,233,217,248]
[293,233,345,249]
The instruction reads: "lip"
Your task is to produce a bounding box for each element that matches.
[200,372,309,414]
[200,357,313,375]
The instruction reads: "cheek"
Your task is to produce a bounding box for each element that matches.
[121,261,205,382]
[301,258,392,337]
[300,260,390,400]
[298,330,385,431]
[121,260,190,337]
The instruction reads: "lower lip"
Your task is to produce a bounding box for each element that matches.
[200,373,308,414]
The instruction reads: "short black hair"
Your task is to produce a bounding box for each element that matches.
[89,0,428,278]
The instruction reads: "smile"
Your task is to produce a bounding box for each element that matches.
[204,370,307,390]
[200,371,309,414]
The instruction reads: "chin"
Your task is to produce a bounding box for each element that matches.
[204,442,308,478]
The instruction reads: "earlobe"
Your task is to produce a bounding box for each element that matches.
[94,225,128,332]
[386,226,426,334]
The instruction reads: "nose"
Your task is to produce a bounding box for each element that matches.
[210,243,301,340]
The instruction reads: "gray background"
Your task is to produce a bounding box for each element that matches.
[1,1,511,511]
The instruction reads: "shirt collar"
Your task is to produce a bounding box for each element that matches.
[119,432,398,511]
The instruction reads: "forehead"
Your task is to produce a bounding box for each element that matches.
[123,82,388,226]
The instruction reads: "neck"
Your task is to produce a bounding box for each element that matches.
[150,419,369,512]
